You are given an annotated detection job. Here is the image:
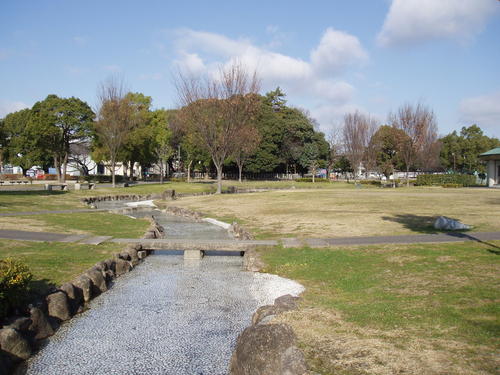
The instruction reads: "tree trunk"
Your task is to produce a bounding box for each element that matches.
[129,162,134,181]
[312,167,316,183]
[62,153,68,183]
[54,156,62,183]
[215,163,223,194]
[159,160,164,184]
[238,162,243,183]
[187,160,193,183]
[406,166,410,187]
[111,158,116,188]
[392,165,396,188]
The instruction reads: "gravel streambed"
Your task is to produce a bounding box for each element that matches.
[23,201,303,375]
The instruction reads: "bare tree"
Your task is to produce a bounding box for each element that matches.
[68,142,96,177]
[232,125,261,183]
[342,111,378,183]
[176,63,260,193]
[94,77,136,187]
[389,103,438,186]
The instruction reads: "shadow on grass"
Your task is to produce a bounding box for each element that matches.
[381,214,444,234]
[382,214,500,254]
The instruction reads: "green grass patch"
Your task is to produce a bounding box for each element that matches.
[0,240,124,296]
[261,241,500,346]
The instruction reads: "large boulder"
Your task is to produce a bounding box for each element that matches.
[230,323,307,375]
[434,216,471,231]
[5,317,31,333]
[60,282,83,314]
[252,295,300,325]
[46,291,71,321]
[28,307,54,340]
[72,274,93,303]
[86,267,107,294]
[243,249,265,272]
[0,328,31,361]
[115,258,132,276]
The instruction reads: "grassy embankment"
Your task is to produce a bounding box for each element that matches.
[0,180,336,295]
[162,185,500,374]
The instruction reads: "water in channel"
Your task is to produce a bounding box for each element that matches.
[23,202,303,375]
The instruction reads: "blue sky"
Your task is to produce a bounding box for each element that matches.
[1,0,499,137]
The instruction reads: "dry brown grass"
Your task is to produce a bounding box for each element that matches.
[0,217,85,234]
[276,308,499,375]
[167,186,500,238]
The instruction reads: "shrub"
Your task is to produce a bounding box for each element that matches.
[359,180,381,186]
[442,183,461,188]
[0,258,33,319]
[294,178,330,183]
[83,174,124,183]
[0,174,23,180]
[168,177,186,183]
[416,174,476,187]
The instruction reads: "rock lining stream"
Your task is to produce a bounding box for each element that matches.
[23,201,303,375]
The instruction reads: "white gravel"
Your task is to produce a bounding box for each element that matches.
[24,255,303,375]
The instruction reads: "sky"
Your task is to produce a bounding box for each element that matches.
[1,0,499,138]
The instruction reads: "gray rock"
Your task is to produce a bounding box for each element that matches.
[6,317,32,333]
[0,328,32,360]
[86,268,107,294]
[230,323,307,375]
[29,307,54,340]
[137,250,147,259]
[115,258,132,276]
[274,294,300,311]
[72,275,93,303]
[104,258,116,276]
[243,249,265,272]
[60,282,83,313]
[46,292,71,321]
[434,216,471,231]
[252,305,278,325]
[119,252,131,261]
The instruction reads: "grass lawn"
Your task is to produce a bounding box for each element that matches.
[261,241,500,375]
[0,212,151,236]
[0,240,124,296]
[167,186,500,238]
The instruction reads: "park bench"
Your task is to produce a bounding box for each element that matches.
[74,182,95,190]
[45,183,68,191]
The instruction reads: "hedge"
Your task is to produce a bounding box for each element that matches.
[83,174,125,183]
[0,258,33,320]
[416,174,476,187]
[294,177,330,183]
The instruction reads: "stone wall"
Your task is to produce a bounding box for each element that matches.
[0,220,165,374]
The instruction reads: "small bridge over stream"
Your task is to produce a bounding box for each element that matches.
[110,238,279,259]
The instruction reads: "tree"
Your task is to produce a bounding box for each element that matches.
[28,95,94,182]
[176,63,260,193]
[390,103,439,186]
[2,108,53,172]
[342,111,377,183]
[150,109,173,183]
[440,124,500,173]
[369,125,408,187]
[94,77,137,188]
[232,125,261,182]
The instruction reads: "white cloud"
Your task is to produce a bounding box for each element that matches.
[170,28,368,132]
[378,0,498,46]
[0,100,29,118]
[311,28,368,74]
[459,91,500,136]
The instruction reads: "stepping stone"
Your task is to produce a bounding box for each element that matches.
[79,236,113,245]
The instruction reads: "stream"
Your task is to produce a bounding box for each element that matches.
[23,201,303,375]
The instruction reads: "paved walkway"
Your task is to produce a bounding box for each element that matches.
[1,229,499,248]
[0,229,112,245]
